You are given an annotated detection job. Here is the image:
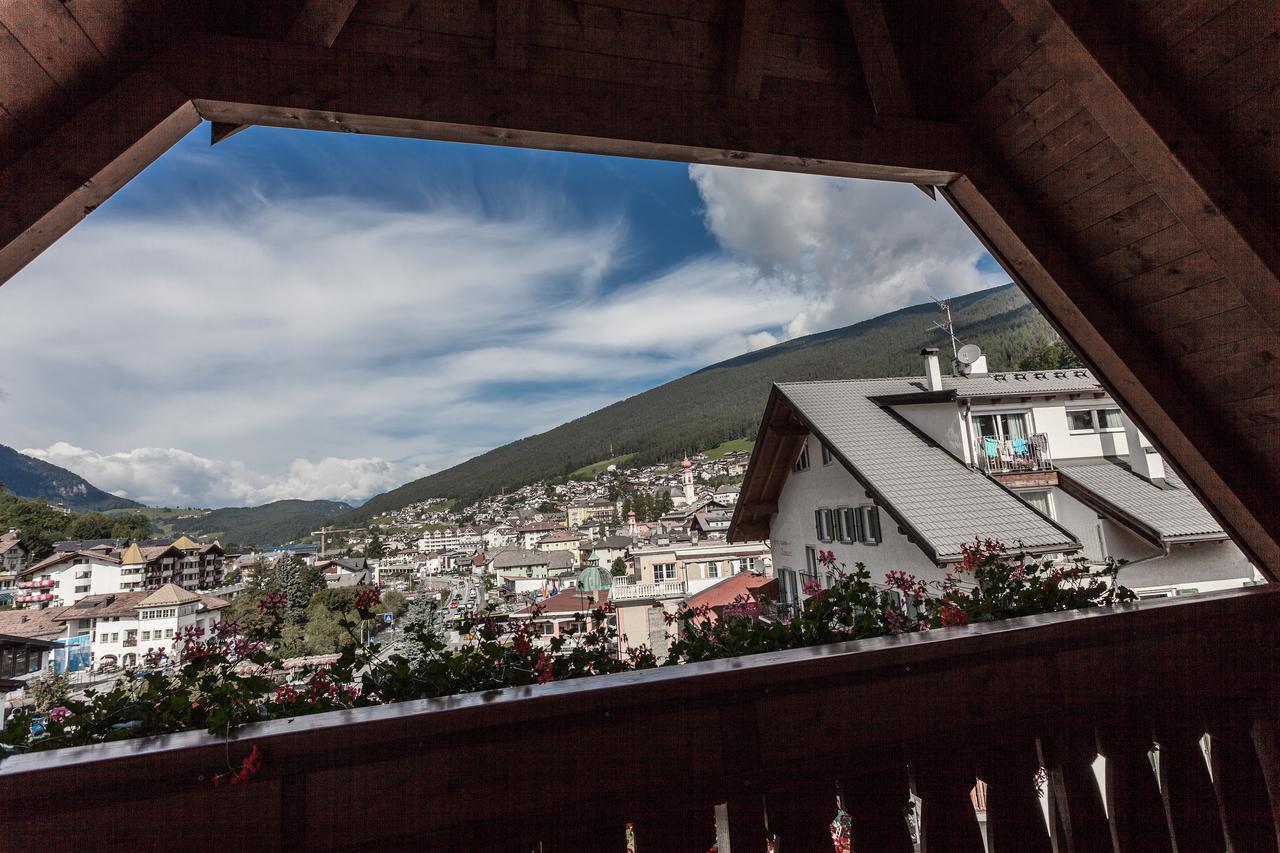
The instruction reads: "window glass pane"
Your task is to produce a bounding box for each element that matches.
[974,414,999,438]
[1021,490,1051,516]
[805,547,817,573]
[1098,408,1123,429]
[1067,410,1094,431]
[1001,413,1030,439]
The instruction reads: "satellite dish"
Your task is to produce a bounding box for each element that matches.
[956,344,983,365]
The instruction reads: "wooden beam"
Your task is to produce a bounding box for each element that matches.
[0,65,197,285]
[843,0,913,116]
[942,161,1280,578]
[165,34,970,186]
[998,0,1280,340]
[494,0,530,72]
[210,0,361,145]
[286,0,358,47]
[723,0,775,98]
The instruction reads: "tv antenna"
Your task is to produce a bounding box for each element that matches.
[929,297,962,361]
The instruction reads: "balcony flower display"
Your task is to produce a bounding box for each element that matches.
[0,542,1133,757]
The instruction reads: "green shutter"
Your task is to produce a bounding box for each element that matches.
[866,506,882,543]
[814,510,822,540]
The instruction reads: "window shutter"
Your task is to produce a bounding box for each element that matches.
[814,510,823,540]
[863,506,882,544]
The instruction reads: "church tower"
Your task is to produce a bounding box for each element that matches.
[681,456,695,506]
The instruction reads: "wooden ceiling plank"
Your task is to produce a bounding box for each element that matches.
[1001,0,1280,341]
[0,0,104,92]
[1074,194,1178,261]
[842,0,913,115]
[723,0,775,98]
[1012,108,1102,184]
[0,24,63,119]
[167,33,970,185]
[287,0,360,47]
[942,163,1280,577]
[494,0,531,71]
[63,0,135,59]
[0,65,197,285]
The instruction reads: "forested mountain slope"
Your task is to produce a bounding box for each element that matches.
[0,444,141,512]
[343,283,1057,520]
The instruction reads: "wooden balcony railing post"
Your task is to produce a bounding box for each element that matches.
[910,752,985,853]
[1095,722,1172,853]
[1252,714,1280,851]
[1208,719,1280,853]
[839,758,915,853]
[765,786,839,852]
[723,790,768,853]
[1038,731,1111,852]
[631,803,717,853]
[1153,721,1224,853]
[979,739,1051,853]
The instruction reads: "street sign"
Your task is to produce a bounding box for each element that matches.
[383,612,394,625]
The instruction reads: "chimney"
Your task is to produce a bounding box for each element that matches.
[921,347,943,391]
[1121,413,1166,486]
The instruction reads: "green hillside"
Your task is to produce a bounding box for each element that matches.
[341,283,1058,520]
[0,444,141,512]
[172,499,354,550]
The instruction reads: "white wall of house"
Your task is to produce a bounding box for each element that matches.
[892,402,970,461]
[131,601,223,665]
[770,436,942,605]
[27,556,124,607]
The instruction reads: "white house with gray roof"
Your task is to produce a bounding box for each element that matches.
[730,348,1257,607]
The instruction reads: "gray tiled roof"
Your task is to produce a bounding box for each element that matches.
[777,379,1080,562]
[1057,460,1225,540]
[942,369,1100,397]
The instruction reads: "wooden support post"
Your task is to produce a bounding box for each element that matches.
[1208,722,1280,853]
[840,758,915,853]
[1154,723,1225,853]
[632,804,717,853]
[723,0,775,99]
[911,753,985,853]
[1038,731,1111,852]
[1095,723,1172,853]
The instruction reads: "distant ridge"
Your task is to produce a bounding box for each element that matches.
[0,444,141,512]
[173,499,354,550]
[340,283,1057,521]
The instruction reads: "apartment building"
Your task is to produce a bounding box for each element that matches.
[730,349,1258,608]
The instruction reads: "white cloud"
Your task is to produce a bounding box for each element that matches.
[0,183,795,506]
[688,165,1004,337]
[20,442,428,508]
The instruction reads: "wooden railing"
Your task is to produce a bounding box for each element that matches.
[1,586,1277,852]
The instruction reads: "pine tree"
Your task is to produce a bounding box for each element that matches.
[399,595,438,669]
[275,555,309,626]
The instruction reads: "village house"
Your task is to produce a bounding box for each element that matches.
[535,528,581,557]
[730,349,1259,610]
[52,584,229,671]
[508,588,611,648]
[565,499,616,528]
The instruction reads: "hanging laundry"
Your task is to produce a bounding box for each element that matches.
[1012,437,1029,456]
[983,436,999,458]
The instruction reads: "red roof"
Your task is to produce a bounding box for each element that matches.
[686,572,778,623]
[515,589,609,615]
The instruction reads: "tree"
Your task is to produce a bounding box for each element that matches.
[366,535,386,559]
[302,588,361,654]
[1017,338,1084,371]
[28,673,72,714]
[380,589,408,618]
[109,513,151,541]
[275,555,310,625]
[398,594,439,669]
[610,557,628,577]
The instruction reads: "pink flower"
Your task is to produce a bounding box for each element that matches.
[802,577,824,596]
[49,706,71,723]
[354,588,382,610]
[257,592,287,615]
[534,651,554,684]
[939,604,969,627]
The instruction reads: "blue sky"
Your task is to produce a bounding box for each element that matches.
[0,123,1004,507]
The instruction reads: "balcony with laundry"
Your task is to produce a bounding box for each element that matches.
[972,432,1054,476]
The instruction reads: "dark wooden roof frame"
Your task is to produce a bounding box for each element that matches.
[0,0,1277,578]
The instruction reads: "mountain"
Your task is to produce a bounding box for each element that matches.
[340,283,1060,522]
[0,443,141,512]
[173,499,354,550]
